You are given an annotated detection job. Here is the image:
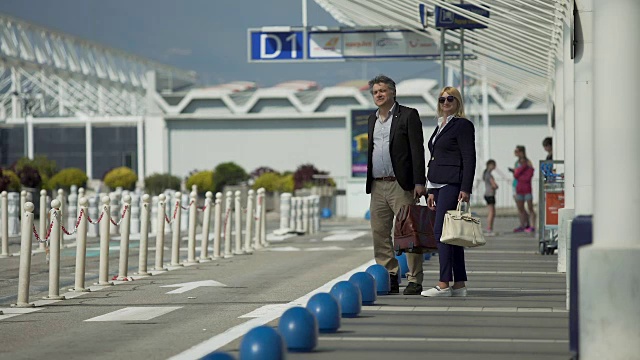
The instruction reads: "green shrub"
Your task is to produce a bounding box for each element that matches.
[17,165,42,188]
[186,170,214,194]
[49,168,88,191]
[277,173,294,193]
[0,169,21,192]
[212,162,248,193]
[144,173,181,195]
[252,172,281,192]
[103,167,137,190]
[15,156,57,179]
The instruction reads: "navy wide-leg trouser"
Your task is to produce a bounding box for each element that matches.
[433,184,468,282]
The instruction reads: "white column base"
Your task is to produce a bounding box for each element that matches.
[579,245,640,359]
[557,208,575,273]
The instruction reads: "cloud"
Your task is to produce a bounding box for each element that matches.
[165,47,192,56]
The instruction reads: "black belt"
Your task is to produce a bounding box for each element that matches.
[374,176,396,182]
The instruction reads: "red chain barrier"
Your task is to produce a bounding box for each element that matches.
[180,200,194,211]
[109,205,129,227]
[87,211,104,224]
[165,202,180,224]
[222,208,231,236]
[32,220,54,243]
[197,205,207,212]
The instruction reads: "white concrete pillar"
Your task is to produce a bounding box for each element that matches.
[170,192,183,267]
[289,196,297,233]
[302,197,310,234]
[481,74,490,163]
[20,190,26,227]
[8,192,19,236]
[136,119,145,182]
[78,188,85,218]
[554,52,565,161]
[137,194,151,275]
[109,192,120,235]
[15,202,35,306]
[199,191,213,261]
[244,189,254,254]
[39,189,47,251]
[96,195,113,286]
[72,197,89,291]
[46,199,65,299]
[27,117,34,159]
[573,1,594,216]
[180,192,189,233]
[579,1,640,358]
[130,194,140,234]
[154,194,167,271]
[295,197,304,234]
[213,192,223,259]
[150,195,159,235]
[187,191,198,263]
[223,191,233,258]
[88,197,98,237]
[563,16,576,210]
[117,195,132,280]
[67,186,78,232]
[1,191,8,257]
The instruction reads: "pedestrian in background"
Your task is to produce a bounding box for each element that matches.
[364,74,427,295]
[422,86,476,298]
[483,159,498,236]
[511,147,536,233]
[543,137,553,160]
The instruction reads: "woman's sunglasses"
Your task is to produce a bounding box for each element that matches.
[438,95,456,104]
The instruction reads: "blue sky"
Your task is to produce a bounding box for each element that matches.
[0,0,440,87]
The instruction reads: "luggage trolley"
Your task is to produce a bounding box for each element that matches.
[537,160,565,255]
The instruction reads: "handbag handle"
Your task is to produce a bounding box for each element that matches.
[455,200,472,216]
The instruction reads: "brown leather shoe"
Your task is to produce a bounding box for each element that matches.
[403,282,423,295]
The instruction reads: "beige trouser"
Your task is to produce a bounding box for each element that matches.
[370,180,423,284]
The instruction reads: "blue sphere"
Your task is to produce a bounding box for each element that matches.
[330,281,362,318]
[348,272,377,305]
[396,252,409,278]
[202,352,234,360]
[423,252,432,261]
[364,209,370,220]
[239,326,285,360]
[306,293,341,333]
[321,208,332,218]
[366,264,390,295]
[277,306,318,352]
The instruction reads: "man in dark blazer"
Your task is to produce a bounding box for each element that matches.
[365,74,427,295]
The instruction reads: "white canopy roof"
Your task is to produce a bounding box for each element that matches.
[314,0,568,102]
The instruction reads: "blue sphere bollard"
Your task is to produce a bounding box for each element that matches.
[202,352,234,360]
[366,264,390,295]
[423,252,432,261]
[321,208,332,218]
[330,280,362,318]
[348,272,377,305]
[396,252,409,278]
[277,306,318,352]
[306,292,341,333]
[239,326,285,360]
[364,209,370,220]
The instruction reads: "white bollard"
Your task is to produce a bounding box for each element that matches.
[8,192,19,236]
[1,191,8,257]
[314,195,321,233]
[117,195,132,280]
[289,196,297,235]
[244,189,254,254]
[46,199,65,299]
[180,192,189,233]
[78,187,84,212]
[279,193,292,232]
[39,189,47,251]
[67,186,77,232]
[96,195,113,286]
[72,197,89,292]
[130,194,140,234]
[56,189,65,246]
[109,192,119,235]
[234,190,243,255]
[295,196,304,234]
[20,190,26,226]
[154,194,167,271]
[15,202,35,307]
[254,189,263,250]
[199,191,213,261]
[170,192,183,266]
[302,197,310,234]
[150,196,158,235]
[187,191,198,264]
[224,191,233,258]
[260,188,267,247]
[137,194,151,275]
[88,197,99,237]
[213,192,222,259]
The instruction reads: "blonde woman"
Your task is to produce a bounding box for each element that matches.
[422,86,477,297]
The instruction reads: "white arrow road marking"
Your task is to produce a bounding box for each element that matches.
[322,231,367,241]
[85,307,182,322]
[160,280,227,294]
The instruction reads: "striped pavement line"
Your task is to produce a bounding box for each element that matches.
[319,336,568,344]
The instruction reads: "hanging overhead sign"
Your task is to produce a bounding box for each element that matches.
[248,27,475,62]
[434,4,489,29]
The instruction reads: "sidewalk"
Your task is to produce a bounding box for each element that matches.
[221,216,569,360]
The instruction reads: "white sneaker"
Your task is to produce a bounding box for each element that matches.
[420,286,452,297]
[451,287,468,297]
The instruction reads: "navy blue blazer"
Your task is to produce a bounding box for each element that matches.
[365,103,426,194]
[426,117,476,194]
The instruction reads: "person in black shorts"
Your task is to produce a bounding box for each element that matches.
[483,160,498,236]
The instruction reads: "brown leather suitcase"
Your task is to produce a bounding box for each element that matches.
[393,204,437,255]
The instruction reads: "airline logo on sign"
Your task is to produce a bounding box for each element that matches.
[308,33,343,58]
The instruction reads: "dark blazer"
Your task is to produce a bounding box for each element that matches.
[426,117,476,194]
[365,103,426,194]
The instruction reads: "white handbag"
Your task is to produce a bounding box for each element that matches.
[440,201,486,247]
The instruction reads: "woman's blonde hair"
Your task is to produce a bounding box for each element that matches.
[437,86,466,118]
